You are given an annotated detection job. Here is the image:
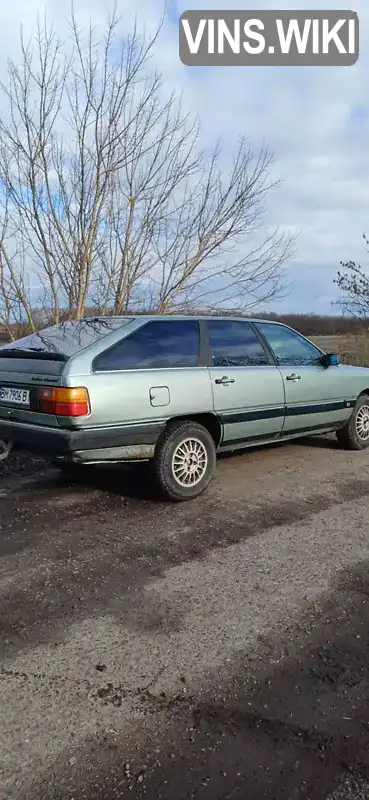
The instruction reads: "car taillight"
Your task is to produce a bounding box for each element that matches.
[39,387,90,416]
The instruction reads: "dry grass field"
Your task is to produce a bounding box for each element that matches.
[311,334,369,367]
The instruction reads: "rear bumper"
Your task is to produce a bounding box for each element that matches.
[0,419,164,462]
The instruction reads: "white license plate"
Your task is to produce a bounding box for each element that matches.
[0,387,30,405]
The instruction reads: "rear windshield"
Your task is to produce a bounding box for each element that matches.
[0,318,133,358]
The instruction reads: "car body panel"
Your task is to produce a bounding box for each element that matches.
[210,365,285,445]
[66,367,213,429]
[0,358,65,429]
[278,364,354,434]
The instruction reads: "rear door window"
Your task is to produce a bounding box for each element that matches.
[207,320,270,367]
[93,320,200,371]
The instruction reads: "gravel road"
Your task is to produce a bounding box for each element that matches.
[1,435,369,799]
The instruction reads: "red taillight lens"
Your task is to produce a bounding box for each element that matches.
[39,387,90,416]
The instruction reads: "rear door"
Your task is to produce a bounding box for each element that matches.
[255,322,352,434]
[206,319,285,447]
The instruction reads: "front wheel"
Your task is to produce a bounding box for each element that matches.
[336,395,369,450]
[153,420,216,501]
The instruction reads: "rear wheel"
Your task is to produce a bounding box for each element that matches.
[336,395,369,450]
[153,420,216,501]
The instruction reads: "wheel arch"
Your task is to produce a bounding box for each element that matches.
[164,412,222,448]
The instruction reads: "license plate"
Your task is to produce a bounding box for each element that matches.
[0,387,30,405]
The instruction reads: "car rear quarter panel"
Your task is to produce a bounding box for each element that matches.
[62,368,214,428]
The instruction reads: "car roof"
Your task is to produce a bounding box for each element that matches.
[93,314,286,325]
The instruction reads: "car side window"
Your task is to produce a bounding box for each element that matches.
[256,323,322,367]
[207,320,270,367]
[93,320,200,371]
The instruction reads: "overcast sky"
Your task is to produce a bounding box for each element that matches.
[0,0,367,315]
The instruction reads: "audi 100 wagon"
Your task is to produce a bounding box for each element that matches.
[0,315,369,501]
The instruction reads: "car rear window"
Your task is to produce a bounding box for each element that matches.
[93,319,200,371]
[0,318,133,358]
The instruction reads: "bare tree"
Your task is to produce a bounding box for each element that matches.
[335,234,369,317]
[0,192,37,338]
[0,6,293,330]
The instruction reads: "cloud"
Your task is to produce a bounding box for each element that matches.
[0,0,367,313]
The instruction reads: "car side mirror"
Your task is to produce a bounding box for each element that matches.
[321,352,340,367]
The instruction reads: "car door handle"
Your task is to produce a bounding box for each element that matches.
[215,376,235,385]
[286,373,301,381]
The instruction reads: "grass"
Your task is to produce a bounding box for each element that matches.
[311,334,369,367]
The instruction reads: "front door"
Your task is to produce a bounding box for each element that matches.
[254,322,352,435]
[206,319,285,447]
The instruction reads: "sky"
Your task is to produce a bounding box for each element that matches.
[0,0,368,315]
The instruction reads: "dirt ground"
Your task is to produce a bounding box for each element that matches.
[1,437,369,799]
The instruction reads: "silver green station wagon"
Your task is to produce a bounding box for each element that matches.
[0,315,369,501]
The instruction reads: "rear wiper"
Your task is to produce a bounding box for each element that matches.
[0,346,43,352]
[0,348,68,362]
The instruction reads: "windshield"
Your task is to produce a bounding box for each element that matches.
[0,318,133,358]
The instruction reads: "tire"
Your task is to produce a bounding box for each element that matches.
[0,439,13,462]
[153,420,217,501]
[336,395,369,450]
